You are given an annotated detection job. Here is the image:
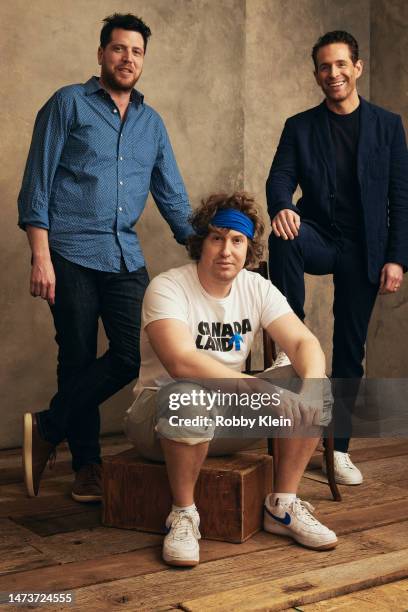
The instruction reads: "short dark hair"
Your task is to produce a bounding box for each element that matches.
[186,192,265,268]
[100,13,151,51]
[312,30,359,70]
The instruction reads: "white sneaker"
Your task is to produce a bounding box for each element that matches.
[269,351,291,370]
[163,509,201,567]
[322,451,363,485]
[264,495,337,550]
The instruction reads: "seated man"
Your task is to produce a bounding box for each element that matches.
[125,192,337,567]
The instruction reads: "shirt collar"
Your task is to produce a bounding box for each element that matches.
[84,76,144,105]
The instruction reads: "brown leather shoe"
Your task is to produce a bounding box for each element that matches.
[23,413,56,497]
[72,463,102,503]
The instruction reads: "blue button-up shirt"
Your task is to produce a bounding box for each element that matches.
[18,76,193,272]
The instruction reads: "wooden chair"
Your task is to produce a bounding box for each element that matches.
[248,261,341,502]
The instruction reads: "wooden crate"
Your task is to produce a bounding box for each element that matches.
[102,448,272,543]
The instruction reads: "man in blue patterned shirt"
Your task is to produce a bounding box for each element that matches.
[18,13,193,502]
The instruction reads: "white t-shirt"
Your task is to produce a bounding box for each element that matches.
[135,262,292,392]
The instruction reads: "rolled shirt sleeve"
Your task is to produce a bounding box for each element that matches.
[18,91,72,230]
[150,119,194,245]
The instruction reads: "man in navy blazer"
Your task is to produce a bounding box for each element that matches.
[266,31,408,484]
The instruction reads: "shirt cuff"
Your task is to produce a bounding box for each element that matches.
[18,208,50,231]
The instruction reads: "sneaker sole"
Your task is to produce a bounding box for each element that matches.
[23,413,35,497]
[71,492,102,503]
[331,478,363,486]
[264,520,338,551]
[162,554,199,567]
[322,468,363,486]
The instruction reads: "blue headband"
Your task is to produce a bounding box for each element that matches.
[211,209,255,239]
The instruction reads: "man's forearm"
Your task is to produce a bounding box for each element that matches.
[290,337,326,378]
[167,349,252,380]
[26,226,52,262]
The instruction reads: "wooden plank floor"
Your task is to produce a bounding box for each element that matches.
[0,436,407,611]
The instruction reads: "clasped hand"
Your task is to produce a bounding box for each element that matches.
[30,258,56,305]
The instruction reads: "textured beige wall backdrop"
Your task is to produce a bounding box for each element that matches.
[0,0,405,449]
[366,0,408,376]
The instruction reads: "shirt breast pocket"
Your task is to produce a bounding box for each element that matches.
[127,140,157,194]
[369,146,390,180]
[131,139,158,168]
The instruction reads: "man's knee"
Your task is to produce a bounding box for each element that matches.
[269,227,304,255]
[156,382,215,444]
[158,382,215,414]
[110,351,140,385]
[268,232,304,285]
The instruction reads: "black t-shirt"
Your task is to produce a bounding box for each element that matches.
[327,105,363,239]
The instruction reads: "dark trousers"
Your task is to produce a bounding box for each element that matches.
[269,222,379,452]
[37,251,149,471]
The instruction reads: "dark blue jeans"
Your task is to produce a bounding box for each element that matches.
[37,251,149,471]
[269,222,379,452]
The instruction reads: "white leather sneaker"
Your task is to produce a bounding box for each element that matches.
[162,509,201,567]
[264,495,337,550]
[322,451,363,485]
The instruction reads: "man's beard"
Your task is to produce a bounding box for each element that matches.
[101,67,139,92]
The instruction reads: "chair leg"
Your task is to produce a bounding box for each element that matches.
[325,430,342,501]
[267,438,279,490]
[268,432,342,502]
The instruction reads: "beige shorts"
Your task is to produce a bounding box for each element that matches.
[124,365,309,462]
[124,386,262,461]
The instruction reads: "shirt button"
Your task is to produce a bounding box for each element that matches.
[119,156,123,161]
[113,109,118,114]
[119,207,123,212]
[119,181,123,186]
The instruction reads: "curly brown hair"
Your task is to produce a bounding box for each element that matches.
[186,192,265,268]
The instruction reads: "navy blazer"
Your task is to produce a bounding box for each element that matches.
[266,97,408,283]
